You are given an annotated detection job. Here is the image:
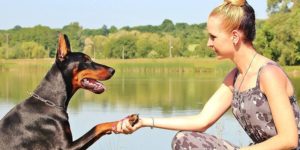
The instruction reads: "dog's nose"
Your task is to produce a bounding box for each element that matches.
[108,68,115,75]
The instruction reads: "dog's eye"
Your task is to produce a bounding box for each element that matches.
[84,56,91,62]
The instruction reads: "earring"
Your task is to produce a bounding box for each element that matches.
[233,37,237,45]
[233,40,237,45]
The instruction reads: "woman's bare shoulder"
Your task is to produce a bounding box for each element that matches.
[223,68,238,90]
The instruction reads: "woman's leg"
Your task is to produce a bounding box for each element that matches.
[172,131,239,150]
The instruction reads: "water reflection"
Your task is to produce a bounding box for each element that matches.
[0,64,226,112]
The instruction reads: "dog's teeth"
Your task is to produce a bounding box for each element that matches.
[82,79,105,92]
[84,79,89,84]
[94,85,100,91]
[93,83,105,91]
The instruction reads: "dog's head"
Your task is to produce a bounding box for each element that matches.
[55,33,115,94]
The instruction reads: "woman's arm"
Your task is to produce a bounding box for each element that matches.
[136,83,233,132]
[241,65,298,150]
[116,68,237,134]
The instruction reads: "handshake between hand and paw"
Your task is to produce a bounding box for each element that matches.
[112,114,142,134]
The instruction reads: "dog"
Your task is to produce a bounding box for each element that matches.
[0,34,139,150]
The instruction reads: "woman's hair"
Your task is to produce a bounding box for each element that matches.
[209,0,256,42]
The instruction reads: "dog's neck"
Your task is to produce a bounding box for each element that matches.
[33,63,73,110]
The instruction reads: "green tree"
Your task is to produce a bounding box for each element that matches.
[83,35,108,59]
[160,19,175,32]
[162,34,183,57]
[83,37,94,58]
[267,0,299,14]
[61,22,83,52]
[136,32,154,57]
[109,26,118,34]
[101,25,109,36]
[92,35,108,58]
[19,41,47,58]
[104,30,137,59]
[255,3,300,65]
[6,41,47,59]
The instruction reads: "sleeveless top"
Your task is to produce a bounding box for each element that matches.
[232,62,300,145]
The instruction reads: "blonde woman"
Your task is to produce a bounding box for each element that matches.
[114,0,300,149]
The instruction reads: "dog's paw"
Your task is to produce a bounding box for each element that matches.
[128,114,139,127]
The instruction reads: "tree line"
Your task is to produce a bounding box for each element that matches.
[0,0,299,65]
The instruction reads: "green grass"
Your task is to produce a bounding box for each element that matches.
[96,58,234,74]
[1,58,300,76]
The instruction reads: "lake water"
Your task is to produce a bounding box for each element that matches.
[0,63,300,150]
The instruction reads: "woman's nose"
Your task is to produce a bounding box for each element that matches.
[207,39,213,48]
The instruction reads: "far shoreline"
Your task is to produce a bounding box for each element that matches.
[1,58,300,77]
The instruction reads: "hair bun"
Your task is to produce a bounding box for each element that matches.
[224,0,245,6]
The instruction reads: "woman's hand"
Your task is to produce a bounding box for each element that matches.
[112,114,143,134]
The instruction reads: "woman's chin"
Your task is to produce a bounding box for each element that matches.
[215,55,225,60]
[214,52,231,60]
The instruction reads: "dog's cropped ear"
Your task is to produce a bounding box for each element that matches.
[57,33,71,61]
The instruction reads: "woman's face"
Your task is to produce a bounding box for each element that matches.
[207,15,235,59]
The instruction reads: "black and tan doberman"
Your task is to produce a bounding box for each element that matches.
[0,34,138,150]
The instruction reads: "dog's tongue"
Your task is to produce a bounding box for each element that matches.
[81,78,106,94]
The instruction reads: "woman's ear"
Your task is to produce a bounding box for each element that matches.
[231,30,240,45]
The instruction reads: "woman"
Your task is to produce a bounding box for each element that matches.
[114,0,300,149]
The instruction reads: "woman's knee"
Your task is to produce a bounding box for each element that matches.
[171,131,238,150]
[172,131,186,150]
[171,131,207,150]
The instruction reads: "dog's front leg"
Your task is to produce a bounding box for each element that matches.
[68,114,139,150]
[68,121,117,150]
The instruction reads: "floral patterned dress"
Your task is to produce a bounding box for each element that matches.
[172,63,300,150]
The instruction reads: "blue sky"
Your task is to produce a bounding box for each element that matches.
[0,0,268,29]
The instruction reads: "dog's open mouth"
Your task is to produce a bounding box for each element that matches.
[81,78,106,94]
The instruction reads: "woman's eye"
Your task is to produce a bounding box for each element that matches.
[209,35,216,40]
